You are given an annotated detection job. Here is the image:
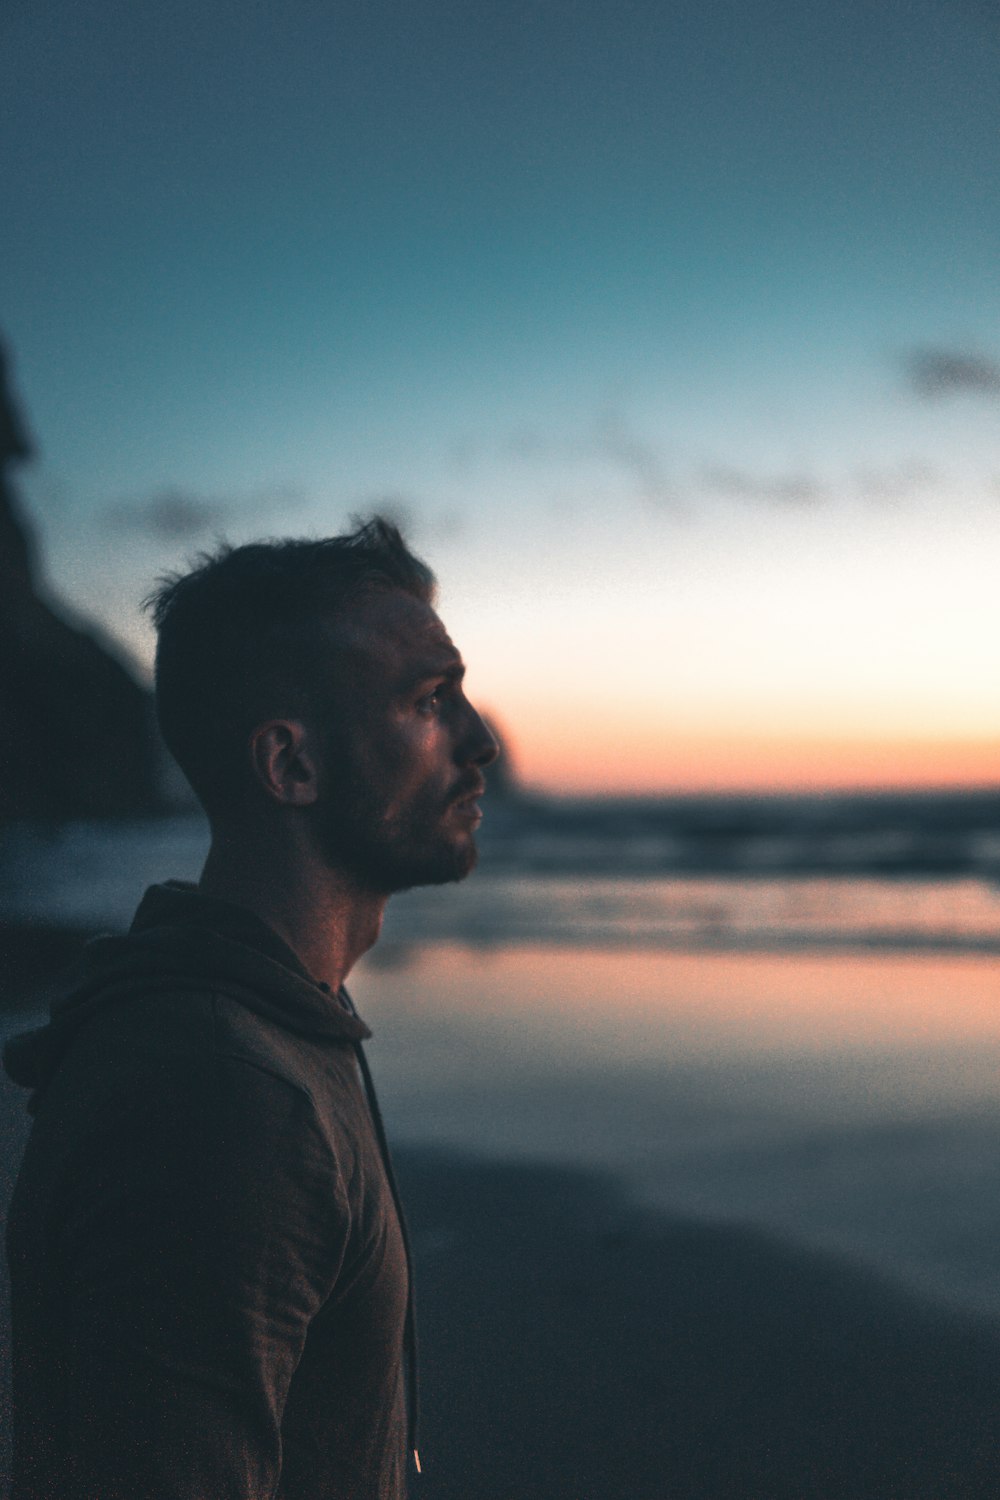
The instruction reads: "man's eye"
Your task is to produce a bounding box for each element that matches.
[418,686,445,712]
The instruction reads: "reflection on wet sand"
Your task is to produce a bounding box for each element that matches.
[355,943,1000,1317]
[360,941,1000,1064]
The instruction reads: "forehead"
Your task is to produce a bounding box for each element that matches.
[327,587,460,687]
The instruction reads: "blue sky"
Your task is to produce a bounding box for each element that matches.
[4,0,999,790]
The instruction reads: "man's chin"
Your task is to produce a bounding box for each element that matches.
[351,833,479,896]
[391,836,478,892]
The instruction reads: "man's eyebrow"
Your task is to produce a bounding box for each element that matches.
[401,659,465,692]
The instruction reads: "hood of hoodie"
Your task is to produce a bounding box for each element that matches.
[3,881,372,1103]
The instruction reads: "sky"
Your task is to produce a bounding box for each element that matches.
[3,0,999,794]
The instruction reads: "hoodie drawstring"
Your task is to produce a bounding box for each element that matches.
[349,1020,421,1477]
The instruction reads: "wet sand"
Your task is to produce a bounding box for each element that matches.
[395,1148,1000,1499]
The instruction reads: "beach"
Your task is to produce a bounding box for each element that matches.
[3,813,1000,1495]
[396,1147,1000,1499]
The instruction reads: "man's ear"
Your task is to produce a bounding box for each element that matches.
[248,720,319,806]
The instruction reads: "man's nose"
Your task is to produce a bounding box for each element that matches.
[463,705,500,767]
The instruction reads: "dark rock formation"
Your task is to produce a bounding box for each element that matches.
[0,340,163,821]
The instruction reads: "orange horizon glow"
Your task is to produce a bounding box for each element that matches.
[504,731,1000,797]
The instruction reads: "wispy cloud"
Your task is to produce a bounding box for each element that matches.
[902,347,1000,400]
[853,461,939,503]
[701,466,827,505]
[354,492,416,534]
[504,427,553,463]
[105,483,303,541]
[105,488,228,540]
[591,411,676,510]
[453,412,677,510]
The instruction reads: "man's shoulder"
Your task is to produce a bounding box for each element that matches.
[56,974,347,1113]
[24,978,364,1197]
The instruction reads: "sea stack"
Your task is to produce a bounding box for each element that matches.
[0,339,163,821]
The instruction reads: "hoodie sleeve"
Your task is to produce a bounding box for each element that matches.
[48,1051,349,1500]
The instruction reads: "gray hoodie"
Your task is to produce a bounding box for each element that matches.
[5,881,416,1500]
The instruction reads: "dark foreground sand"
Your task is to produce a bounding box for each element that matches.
[3,927,1000,1497]
[395,1149,1000,1499]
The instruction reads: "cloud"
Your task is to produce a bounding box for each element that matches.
[470,411,680,510]
[702,466,827,505]
[591,411,676,510]
[853,461,939,503]
[505,426,553,462]
[902,347,1000,400]
[105,483,303,541]
[105,488,228,540]
[355,492,416,535]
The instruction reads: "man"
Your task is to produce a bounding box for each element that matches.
[4,517,499,1499]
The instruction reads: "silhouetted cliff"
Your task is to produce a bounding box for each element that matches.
[0,341,162,821]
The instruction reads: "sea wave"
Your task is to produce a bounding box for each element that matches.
[2,813,999,954]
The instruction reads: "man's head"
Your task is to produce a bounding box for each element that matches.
[146,517,498,892]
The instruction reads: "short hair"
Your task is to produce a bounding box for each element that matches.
[145,516,436,815]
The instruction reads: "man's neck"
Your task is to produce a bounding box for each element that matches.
[198,829,387,993]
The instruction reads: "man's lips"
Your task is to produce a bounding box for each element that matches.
[450,775,486,803]
[449,777,486,817]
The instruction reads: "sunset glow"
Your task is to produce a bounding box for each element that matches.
[495,730,1000,797]
[5,0,999,796]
